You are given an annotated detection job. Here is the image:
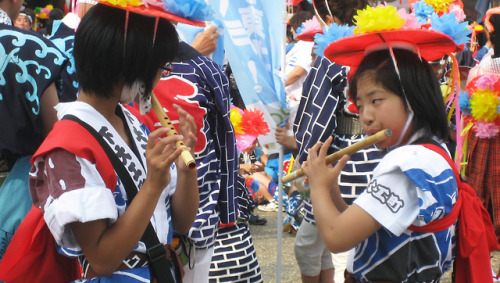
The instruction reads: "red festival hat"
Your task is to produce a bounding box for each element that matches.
[323,5,468,67]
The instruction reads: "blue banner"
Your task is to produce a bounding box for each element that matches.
[210,0,287,154]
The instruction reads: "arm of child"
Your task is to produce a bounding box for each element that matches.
[285,66,307,86]
[302,137,381,253]
[40,82,59,137]
[70,128,183,276]
[170,104,199,234]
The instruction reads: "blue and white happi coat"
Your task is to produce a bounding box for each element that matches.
[166,42,238,249]
[350,143,457,282]
[293,55,382,224]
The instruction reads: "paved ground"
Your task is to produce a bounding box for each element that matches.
[250,210,500,283]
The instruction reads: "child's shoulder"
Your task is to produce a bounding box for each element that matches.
[377,144,451,175]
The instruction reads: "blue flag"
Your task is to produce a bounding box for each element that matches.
[210,0,287,154]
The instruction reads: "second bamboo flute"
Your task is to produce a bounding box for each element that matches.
[282,129,392,183]
[151,92,197,169]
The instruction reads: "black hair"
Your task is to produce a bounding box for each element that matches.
[489,14,500,58]
[74,3,178,98]
[45,8,64,35]
[349,48,449,141]
[313,0,372,25]
[289,10,314,32]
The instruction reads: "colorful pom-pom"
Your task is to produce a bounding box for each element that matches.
[469,89,500,122]
[353,5,405,34]
[423,0,455,13]
[314,23,354,57]
[473,120,500,138]
[430,12,470,46]
[475,73,499,90]
[459,90,471,115]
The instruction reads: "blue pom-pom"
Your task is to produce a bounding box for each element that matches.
[313,23,354,57]
[163,0,213,21]
[412,1,435,23]
[458,90,471,115]
[430,13,470,46]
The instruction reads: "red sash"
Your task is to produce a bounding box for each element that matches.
[0,119,117,283]
[409,144,499,283]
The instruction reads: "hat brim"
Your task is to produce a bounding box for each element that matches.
[98,1,205,27]
[295,29,322,42]
[324,29,459,67]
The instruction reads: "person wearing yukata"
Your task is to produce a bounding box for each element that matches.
[0,0,67,263]
[0,1,200,282]
[302,4,497,282]
[137,1,241,281]
[291,0,381,282]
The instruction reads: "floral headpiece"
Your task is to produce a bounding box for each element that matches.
[322,5,469,67]
[296,16,323,42]
[459,74,500,138]
[230,107,270,152]
[98,0,212,26]
[410,0,465,20]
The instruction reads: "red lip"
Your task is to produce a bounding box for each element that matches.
[367,129,380,136]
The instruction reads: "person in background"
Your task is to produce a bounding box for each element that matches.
[14,7,35,30]
[464,7,500,243]
[292,1,380,282]
[137,2,240,281]
[0,0,66,262]
[1,2,199,281]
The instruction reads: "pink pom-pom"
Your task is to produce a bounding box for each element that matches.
[473,120,500,138]
[449,4,466,23]
[475,74,500,90]
[398,8,421,29]
[301,17,322,33]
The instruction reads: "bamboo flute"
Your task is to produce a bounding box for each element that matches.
[150,92,196,169]
[282,129,391,183]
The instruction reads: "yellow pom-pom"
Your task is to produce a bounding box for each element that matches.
[353,5,405,35]
[230,108,244,134]
[101,0,144,7]
[470,89,500,122]
[424,0,454,13]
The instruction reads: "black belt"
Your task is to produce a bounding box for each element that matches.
[335,114,364,135]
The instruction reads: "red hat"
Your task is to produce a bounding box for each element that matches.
[323,5,464,67]
[97,0,210,27]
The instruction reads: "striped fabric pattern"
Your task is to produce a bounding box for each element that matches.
[171,43,238,248]
[293,56,382,224]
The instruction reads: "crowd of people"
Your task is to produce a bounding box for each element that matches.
[1,0,500,282]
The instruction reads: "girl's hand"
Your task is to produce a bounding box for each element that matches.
[145,127,183,191]
[173,104,198,171]
[301,137,349,192]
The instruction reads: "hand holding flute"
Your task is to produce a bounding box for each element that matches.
[151,92,197,170]
[282,129,391,183]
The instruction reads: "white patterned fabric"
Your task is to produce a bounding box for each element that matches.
[30,102,178,281]
[349,143,457,282]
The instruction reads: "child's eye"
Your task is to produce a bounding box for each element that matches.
[356,105,362,111]
[372,99,381,104]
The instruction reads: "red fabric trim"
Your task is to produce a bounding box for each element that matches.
[0,207,82,283]
[33,119,117,190]
[413,144,499,283]
[0,119,120,282]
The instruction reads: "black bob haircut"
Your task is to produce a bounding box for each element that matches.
[74,3,178,98]
[349,48,449,141]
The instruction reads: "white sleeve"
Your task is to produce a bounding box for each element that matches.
[354,153,420,236]
[34,151,118,249]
